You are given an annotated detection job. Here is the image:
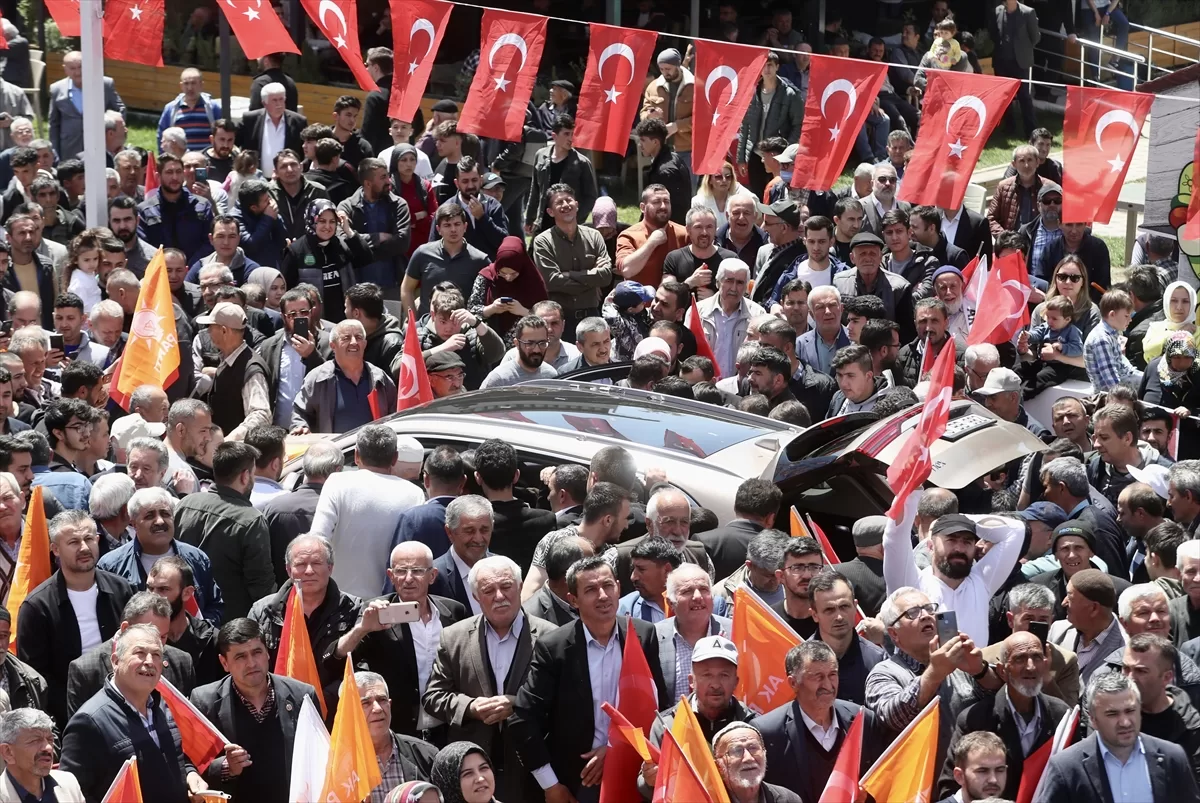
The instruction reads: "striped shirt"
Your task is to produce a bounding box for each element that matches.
[165,97,219,151]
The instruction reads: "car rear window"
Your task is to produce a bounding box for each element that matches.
[476,402,777,458]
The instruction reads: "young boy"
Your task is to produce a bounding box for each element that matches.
[1084,289,1142,392]
[1018,295,1085,396]
[603,280,654,362]
[758,136,789,204]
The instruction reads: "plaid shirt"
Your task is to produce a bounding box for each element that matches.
[1030,224,1063,279]
[370,734,407,803]
[1084,320,1141,391]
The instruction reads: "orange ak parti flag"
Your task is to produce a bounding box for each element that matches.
[7,486,49,653]
[320,656,382,802]
[860,697,940,803]
[274,585,328,718]
[653,729,715,803]
[109,248,179,410]
[157,676,228,772]
[732,585,801,714]
[671,695,731,803]
[101,756,142,803]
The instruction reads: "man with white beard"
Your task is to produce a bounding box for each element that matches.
[712,722,802,803]
[933,266,973,341]
[934,631,1070,800]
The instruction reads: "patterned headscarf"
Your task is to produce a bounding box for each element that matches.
[1158,330,1198,389]
[384,781,442,803]
[430,742,494,803]
[305,198,338,243]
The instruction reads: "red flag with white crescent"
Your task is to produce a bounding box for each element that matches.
[388,0,454,122]
[574,24,659,156]
[691,40,769,176]
[1062,86,1154,224]
[792,55,889,191]
[886,338,956,521]
[458,10,548,142]
[1186,124,1200,243]
[966,251,1032,346]
[898,70,1019,210]
[818,710,863,803]
[918,335,936,380]
[299,0,377,92]
[218,0,299,60]
[143,152,158,194]
[397,310,434,411]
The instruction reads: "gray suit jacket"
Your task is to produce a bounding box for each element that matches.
[860,196,911,236]
[522,584,577,628]
[1048,616,1127,685]
[655,615,732,703]
[989,3,1042,70]
[1039,732,1199,803]
[48,76,125,160]
[65,636,195,720]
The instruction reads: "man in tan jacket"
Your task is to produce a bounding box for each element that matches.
[641,48,694,180]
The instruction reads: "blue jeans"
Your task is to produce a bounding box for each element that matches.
[855,116,888,163]
[1079,7,1130,83]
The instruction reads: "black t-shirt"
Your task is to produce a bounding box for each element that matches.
[833,239,853,266]
[772,599,819,639]
[662,246,737,292]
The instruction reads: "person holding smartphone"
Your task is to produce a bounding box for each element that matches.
[981,583,1082,708]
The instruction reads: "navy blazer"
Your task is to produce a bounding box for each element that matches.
[390,496,454,577]
[757,699,883,803]
[1039,732,1199,803]
[797,327,850,376]
[429,548,472,611]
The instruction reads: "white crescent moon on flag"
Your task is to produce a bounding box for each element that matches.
[489,33,529,72]
[597,43,637,86]
[317,0,347,35]
[397,355,419,399]
[704,65,739,104]
[820,79,858,122]
[411,18,436,61]
[945,95,987,138]
[1094,108,1140,150]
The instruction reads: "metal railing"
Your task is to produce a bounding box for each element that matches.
[1126,21,1200,79]
[1033,27,1145,91]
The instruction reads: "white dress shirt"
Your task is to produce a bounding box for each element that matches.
[484,611,525,691]
[941,207,963,247]
[410,610,443,730]
[450,549,481,615]
[260,114,287,178]
[799,706,841,751]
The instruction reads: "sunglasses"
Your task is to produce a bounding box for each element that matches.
[1056,273,1083,283]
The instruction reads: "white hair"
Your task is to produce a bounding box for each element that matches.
[715,258,750,284]
[0,472,18,499]
[0,708,53,745]
[880,586,923,627]
[445,495,492,531]
[665,563,710,604]
[808,285,842,305]
[333,319,367,339]
[725,193,759,217]
[103,110,124,129]
[347,670,387,697]
[389,540,433,565]
[467,554,522,596]
[1178,540,1200,564]
[89,474,136,519]
[9,116,30,131]
[105,167,120,182]
[90,299,124,325]
[685,205,717,227]
[260,82,286,102]
[853,163,876,179]
[0,21,15,43]
[1117,583,1168,622]
[126,486,176,521]
[963,343,1000,368]
[646,486,689,523]
[161,127,187,148]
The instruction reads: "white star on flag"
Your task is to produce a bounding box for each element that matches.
[948,138,967,158]
[712,111,721,123]
[1107,154,1126,173]
[408,61,419,75]
[604,86,621,103]
[243,6,260,20]
[333,34,347,48]
[130,4,143,19]
[829,125,840,140]
[494,76,510,91]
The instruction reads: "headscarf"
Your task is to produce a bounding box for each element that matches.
[1163,280,1197,325]
[384,781,443,803]
[305,198,339,245]
[389,143,420,188]
[1159,330,1199,389]
[1143,280,1199,362]
[478,236,548,335]
[245,267,284,304]
[591,196,617,230]
[430,742,494,803]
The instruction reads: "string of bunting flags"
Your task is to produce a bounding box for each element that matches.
[39,0,1200,226]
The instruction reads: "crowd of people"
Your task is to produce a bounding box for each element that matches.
[0,0,1184,801]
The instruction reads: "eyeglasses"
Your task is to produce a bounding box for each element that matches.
[784,562,824,575]
[888,601,940,625]
[65,423,92,433]
[283,309,311,319]
[391,567,430,578]
[875,176,897,184]
[518,339,550,349]
[1056,273,1083,283]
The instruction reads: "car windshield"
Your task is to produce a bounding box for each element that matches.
[475,401,777,459]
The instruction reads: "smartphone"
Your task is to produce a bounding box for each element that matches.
[0,320,12,336]
[195,167,208,183]
[293,317,309,339]
[377,601,420,625]
[49,334,64,351]
[1028,620,1050,646]
[499,297,514,304]
[935,610,959,647]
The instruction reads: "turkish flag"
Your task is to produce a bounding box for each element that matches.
[389,0,453,122]
[397,310,434,410]
[459,10,547,142]
[563,415,628,440]
[157,676,228,771]
[1021,706,1080,803]
[143,151,158,194]
[219,0,299,60]
[1185,125,1200,243]
[792,55,888,191]
[1062,86,1153,224]
[885,337,955,521]
[898,71,1019,210]
[664,429,707,458]
[818,711,863,803]
[966,251,1032,346]
[692,40,768,176]
[103,0,164,66]
[574,24,658,156]
[44,0,80,37]
[0,15,9,49]
[299,0,377,93]
[599,617,661,803]
[686,295,720,378]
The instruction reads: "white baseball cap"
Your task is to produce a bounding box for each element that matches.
[691,635,739,667]
[111,413,166,451]
[1128,462,1170,500]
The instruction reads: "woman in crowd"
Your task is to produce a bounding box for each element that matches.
[468,236,547,346]
[1142,280,1199,363]
[1140,331,1200,413]
[692,161,754,229]
[385,781,443,803]
[390,143,439,259]
[430,742,500,803]
[279,199,370,324]
[1030,255,1101,340]
[246,266,286,327]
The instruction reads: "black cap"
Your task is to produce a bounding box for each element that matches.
[758,198,801,227]
[550,79,576,94]
[930,514,977,538]
[425,351,465,372]
[850,231,885,249]
[481,172,506,189]
[1052,520,1095,551]
[431,99,458,113]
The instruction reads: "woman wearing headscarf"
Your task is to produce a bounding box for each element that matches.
[1140,331,1200,412]
[279,198,371,323]
[430,742,500,803]
[468,236,548,345]
[1142,280,1200,363]
[390,144,438,259]
[246,265,286,329]
[590,196,626,267]
[384,781,443,803]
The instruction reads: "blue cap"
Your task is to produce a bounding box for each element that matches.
[613,280,654,310]
[932,265,963,283]
[1016,501,1068,529]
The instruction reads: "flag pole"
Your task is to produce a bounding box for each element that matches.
[80,0,107,228]
[219,12,232,122]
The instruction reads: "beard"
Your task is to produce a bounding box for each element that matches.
[1011,678,1044,698]
[944,298,962,315]
[936,554,973,579]
[167,593,184,619]
[522,351,545,368]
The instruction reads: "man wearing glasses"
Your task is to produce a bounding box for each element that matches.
[36,399,99,512]
[860,163,909,236]
[772,537,825,639]
[1020,182,1066,281]
[480,315,559,389]
[340,540,466,741]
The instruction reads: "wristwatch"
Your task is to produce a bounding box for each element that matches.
[971,661,992,681]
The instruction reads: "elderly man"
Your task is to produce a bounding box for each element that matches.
[751,199,809,308]
[290,319,396,434]
[236,82,306,179]
[1096,584,1200,696]
[808,571,887,705]
[797,285,850,376]
[973,366,1053,443]
[157,67,222,153]
[1039,672,1198,800]
[715,529,790,606]
[982,584,1081,706]
[1047,569,1128,684]
[189,617,319,800]
[833,231,914,342]
[691,258,765,379]
[757,640,882,801]
[860,163,909,235]
[616,486,714,595]
[1031,520,1133,616]
[0,708,85,802]
[424,555,555,798]
[988,144,1044,236]
[59,624,209,801]
[936,630,1069,799]
[48,51,125,161]
[654,563,733,702]
[356,672,441,800]
[193,302,269,442]
[248,534,360,720]
[1042,457,1130,582]
[716,194,767,266]
[713,721,802,803]
[429,495,496,614]
[1172,540,1200,645]
[341,541,466,740]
